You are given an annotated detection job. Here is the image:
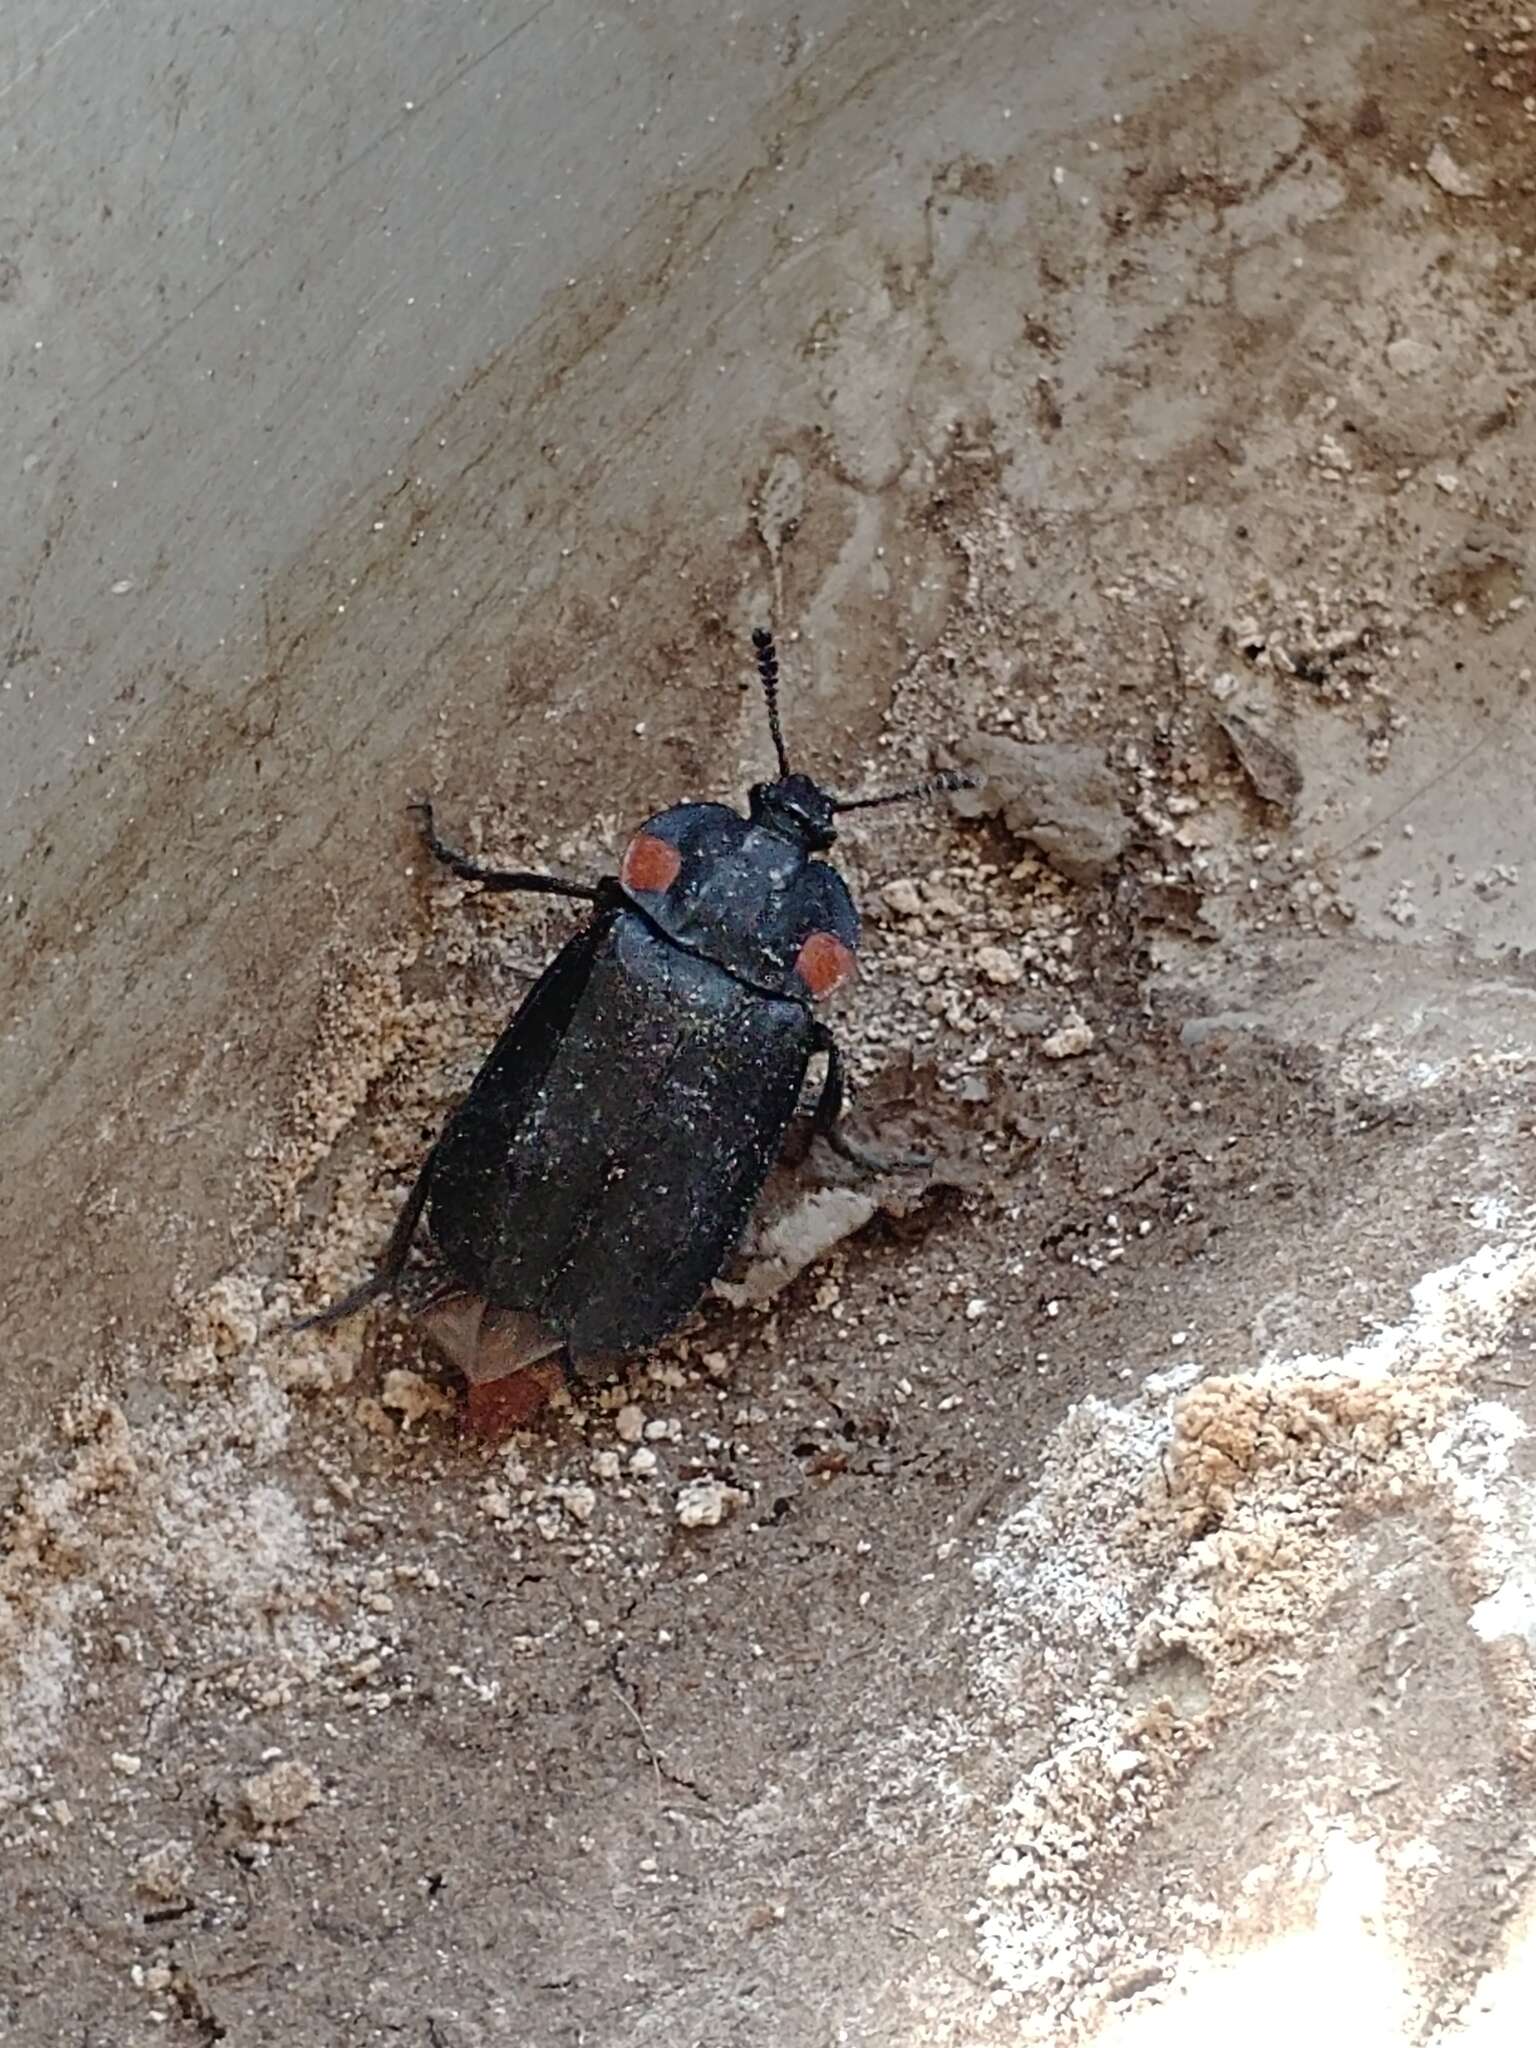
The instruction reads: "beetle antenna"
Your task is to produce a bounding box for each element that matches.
[833,768,977,813]
[750,627,792,779]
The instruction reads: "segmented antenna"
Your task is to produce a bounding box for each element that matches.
[751,626,792,779]
[832,768,977,814]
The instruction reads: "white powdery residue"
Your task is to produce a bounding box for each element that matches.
[1263,1237,1536,1389]
[973,1395,1171,1674]
[953,1233,1536,2029]
[863,1709,979,1845]
[0,1602,97,1806]
[156,1475,318,1614]
[1429,1399,1536,1659]
[1,1339,349,1796]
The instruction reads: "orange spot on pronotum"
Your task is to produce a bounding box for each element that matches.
[620,832,682,894]
[795,929,857,1000]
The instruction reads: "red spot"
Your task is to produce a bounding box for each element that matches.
[620,831,682,894]
[463,1362,566,1439]
[795,929,857,1000]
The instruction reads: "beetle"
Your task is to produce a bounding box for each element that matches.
[297,628,968,1424]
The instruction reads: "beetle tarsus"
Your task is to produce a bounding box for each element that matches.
[291,1272,393,1333]
[824,1125,933,1176]
[409,799,602,902]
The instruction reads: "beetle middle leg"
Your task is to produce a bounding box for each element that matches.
[810,1025,929,1174]
[291,1143,439,1331]
[410,800,602,901]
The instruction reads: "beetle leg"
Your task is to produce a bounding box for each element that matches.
[410,800,603,901]
[290,1144,438,1331]
[810,1026,931,1174]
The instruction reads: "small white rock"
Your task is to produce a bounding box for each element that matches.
[111,1752,143,1778]
[629,1446,659,1477]
[675,1477,748,1528]
[881,878,924,918]
[976,944,1023,986]
[615,1403,646,1443]
[242,1758,321,1827]
[380,1368,453,1425]
[1425,142,1488,198]
[1434,472,1460,495]
[1042,1018,1096,1059]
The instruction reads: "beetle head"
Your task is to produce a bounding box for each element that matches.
[747,626,976,840]
[748,772,838,852]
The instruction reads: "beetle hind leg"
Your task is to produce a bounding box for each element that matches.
[810,1026,931,1175]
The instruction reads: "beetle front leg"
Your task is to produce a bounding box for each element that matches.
[810,1026,929,1174]
[410,800,603,902]
[291,1142,438,1331]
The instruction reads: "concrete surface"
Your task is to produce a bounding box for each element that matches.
[4,0,1536,2042]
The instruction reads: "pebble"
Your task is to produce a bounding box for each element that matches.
[1424,142,1488,198]
[881,878,924,918]
[615,1403,646,1443]
[976,944,1023,986]
[134,1840,194,1903]
[1042,1018,1096,1059]
[676,1477,748,1528]
[242,1758,321,1828]
[951,734,1131,884]
[380,1368,453,1425]
[557,1482,596,1524]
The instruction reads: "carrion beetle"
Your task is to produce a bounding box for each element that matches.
[298,629,969,1426]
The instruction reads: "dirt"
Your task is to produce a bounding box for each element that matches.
[5,0,1536,2042]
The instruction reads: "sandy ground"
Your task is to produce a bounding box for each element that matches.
[5,0,1536,2041]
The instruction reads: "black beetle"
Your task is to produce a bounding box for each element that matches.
[298,629,968,1417]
